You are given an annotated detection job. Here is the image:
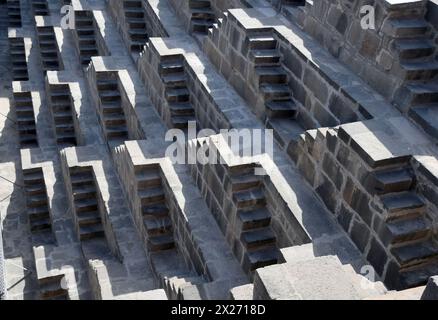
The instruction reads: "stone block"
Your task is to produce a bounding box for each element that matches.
[421,276,438,300]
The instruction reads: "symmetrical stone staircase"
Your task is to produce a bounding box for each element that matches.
[74,11,99,67]
[38,274,68,300]
[69,167,105,241]
[370,161,438,288]
[95,72,129,142]
[189,0,216,35]
[7,0,21,27]
[387,7,438,138]
[13,91,38,148]
[9,37,28,81]
[31,0,49,16]
[122,0,148,52]
[159,55,197,129]
[229,163,279,273]
[135,164,175,252]
[47,84,77,146]
[36,26,62,72]
[23,168,52,235]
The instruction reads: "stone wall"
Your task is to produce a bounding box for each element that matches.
[301,0,437,102]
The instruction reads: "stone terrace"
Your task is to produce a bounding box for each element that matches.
[0,0,437,300]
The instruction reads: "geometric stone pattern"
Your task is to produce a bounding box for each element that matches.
[0,0,437,300]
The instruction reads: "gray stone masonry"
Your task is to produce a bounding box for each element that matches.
[421,275,438,299]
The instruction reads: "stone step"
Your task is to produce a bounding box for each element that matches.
[70,172,94,187]
[256,66,288,85]
[54,111,74,124]
[169,102,195,116]
[77,210,101,226]
[190,19,215,34]
[23,171,44,185]
[73,185,96,200]
[162,73,187,88]
[230,173,262,192]
[165,88,190,103]
[99,90,121,102]
[397,260,438,289]
[233,187,266,209]
[384,18,430,38]
[142,204,169,219]
[28,206,50,221]
[39,279,68,300]
[237,208,271,232]
[160,60,184,75]
[123,0,142,9]
[143,216,173,236]
[124,8,144,18]
[25,184,45,196]
[74,198,98,213]
[399,82,438,106]
[373,168,414,195]
[241,227,276,250]
[106,126,128,139]
[243,246,278,272]
[394,39,435,60]
[250,49,281,66]
[55,123,75,134]
[265,99,297,118]
[97,79,118,91]
[400,60,438,81]
[260,84,291,100]
[56,134,76,146]
[79,223,105,240]
[136,169,162,189]
[228,163,261,176]
[104,113,126,126]
[383,216,430,245]
[148,233,175,252]
[248,35,277,50]
[27,194,47,208]
[191,8,215,21]
[19,135,38,146]
[392,240,438,268]
[139,187,165,205]
[102,101,124,114]
[30,216,51,233]
[172,115,197,129]
[408,105,438,140]
[381,191,426,220]
[189,0,212,9]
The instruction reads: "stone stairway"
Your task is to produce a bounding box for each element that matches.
[36,26,61,72]
[9,37,28,81]
[48,84,77,146]
[38,274,68,300]
[13,91,38,148]
[159,55,197,129]
[246,32,302,145]
[122,0,148,53]
[135,164,175,252]
[230,163,280,274]
[95,73,129,142]
[23,168,52,236]
[7,0,21,27]
[74,11,99,67]
[387,9,438,138]
[31,0,49,16]
[189,0,216,35]
[371,161,438,288]
[69,167,105,241]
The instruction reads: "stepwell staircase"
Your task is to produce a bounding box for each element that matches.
[9,37,29,81]
[135,164,175,252]
[95,72,129,142]
[370,160,438,288]
[189,0,216,35]
[36,26,62,72]
[229,163,280,274]
[69,167,105,241]
[245,32,302,144]
[159,55,197,129]
[387,8,438,138]
[23,168,52,236]
[48,84,77,146]
[74,11,99,67]
[7,0,22,27]
[13,92,38,148]
[122,0,148,53]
